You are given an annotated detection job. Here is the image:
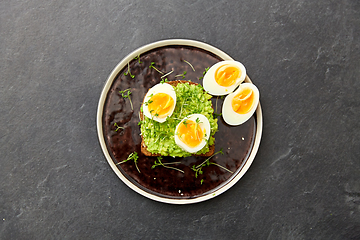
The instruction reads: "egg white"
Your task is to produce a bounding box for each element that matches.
[222,83,260,126]
[142,83,176,123]
[174,114,211,153]
[203,60,246,96]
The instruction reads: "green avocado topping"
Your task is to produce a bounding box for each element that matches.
[140,82,218,157]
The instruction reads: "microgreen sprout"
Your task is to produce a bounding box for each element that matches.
[191,148,233,179]
[114,122,124,132]
[199,67,210,80]
[213,112,222,118]
[116,152,140,173]
[175,71,187,79]
[194,118,202,140]
[124,62,135,78]
[204,67,209,74]
[119,88,133,110]
[134,54,142,64]
[183,60,195,72]
[160,78,169,84]
[151,156,184,173]
[182,119,188,127]
[196,148,225,169]
[161,70,173,79]
[178,97,191,118]
[191,164,203,178]
[215,96,219,113]
[144,98,153,106]
[214,96,222,118]
[149,62,164,75]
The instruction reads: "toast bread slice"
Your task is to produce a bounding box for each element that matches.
[140,80,215,157]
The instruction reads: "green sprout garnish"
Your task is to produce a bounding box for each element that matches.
[175,71,187,79]
[143,93,154,107]
[213,112,222,118]
[199,67,209,80]
[214,96,221,118]
[182,119,188,127]
[144,97,153,106]
[149,62,164,75]
[214,96,222,118]
[160,78,169,84]
[119,88,133,110]
[215,96,219,113]
[134,54,142,64]
[116,152,140,173]
[124,62,135,78]
[195,118,202,140]
[151,156,184,173]
[191,148,233,179]
[191,164,203,178]
[114,122,124,132]
[178,98,187,118]
[183,60,195,72]
[161,70,173,79]
[204,67,210,74]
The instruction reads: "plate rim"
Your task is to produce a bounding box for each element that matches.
[96,39,263,204]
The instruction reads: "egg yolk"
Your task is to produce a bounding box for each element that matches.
[148,93,174,118]
[231,88,254,114]
[215,64,241,87]
[177,120,204,148]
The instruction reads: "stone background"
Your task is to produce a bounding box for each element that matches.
[1,0,359,239]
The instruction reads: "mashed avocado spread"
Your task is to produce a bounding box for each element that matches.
[140,82,218,157]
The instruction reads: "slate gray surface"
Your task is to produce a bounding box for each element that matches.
[1,0,359,239]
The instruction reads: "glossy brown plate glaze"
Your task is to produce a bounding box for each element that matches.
[97,39,262,204]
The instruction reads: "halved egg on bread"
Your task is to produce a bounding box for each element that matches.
[174,114,211,153]
[222,83,259,126]
[203,60,246,96]
[142,83,176,123]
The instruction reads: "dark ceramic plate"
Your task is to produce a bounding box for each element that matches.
[97,39,263,204]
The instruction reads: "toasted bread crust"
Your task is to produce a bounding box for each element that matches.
[140,81,215,157]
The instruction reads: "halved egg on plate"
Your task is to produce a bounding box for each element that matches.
[222,83,260,126]
[142,83,176,123]
[174,114,211,153]
[203,60,246,96]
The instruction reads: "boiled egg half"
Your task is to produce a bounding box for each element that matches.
[142,83,176,123]
[222,83,259,126]
[203,60,246,96]
[174,114,211,153]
